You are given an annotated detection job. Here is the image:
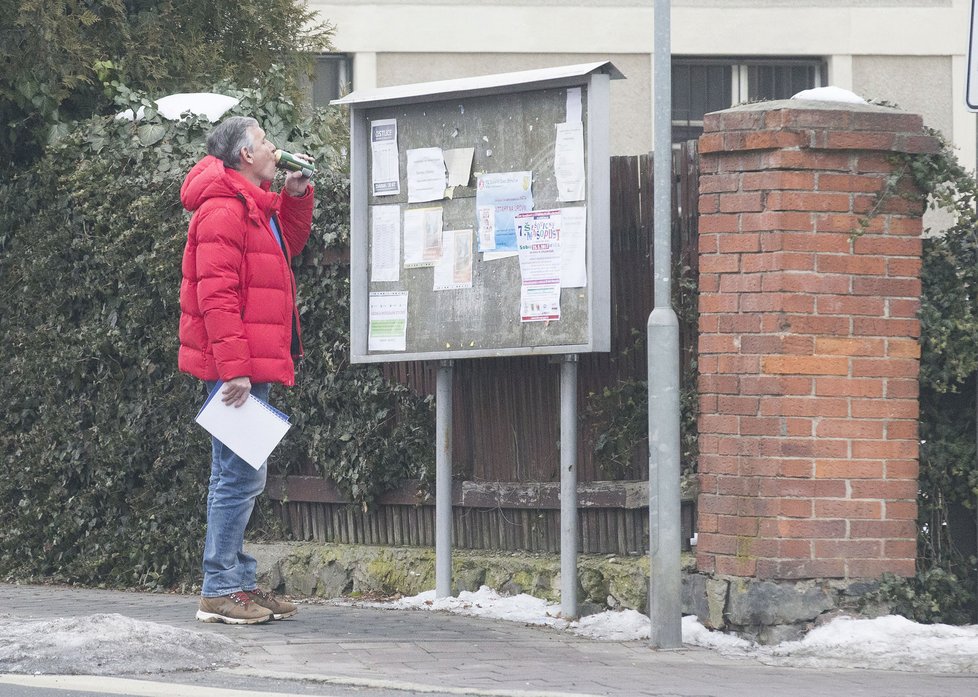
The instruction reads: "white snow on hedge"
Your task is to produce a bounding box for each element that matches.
[116,93,239,122]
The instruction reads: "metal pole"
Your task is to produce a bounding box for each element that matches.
[649,0,683,649]
[968,115,978,622]
[560,354,579,618]
[435,359,454,598]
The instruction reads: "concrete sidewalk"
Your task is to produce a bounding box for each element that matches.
[1,582,975,697]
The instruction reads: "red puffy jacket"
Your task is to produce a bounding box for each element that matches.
[178,155,313,386]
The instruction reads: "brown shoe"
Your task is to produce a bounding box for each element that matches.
[196,591,273,624]
[245,588,298,619]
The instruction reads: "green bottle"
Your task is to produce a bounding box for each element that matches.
[274,149,315,178]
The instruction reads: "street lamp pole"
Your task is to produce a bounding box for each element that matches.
[648,0,683,650]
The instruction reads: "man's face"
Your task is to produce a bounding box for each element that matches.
[241,126,277,184]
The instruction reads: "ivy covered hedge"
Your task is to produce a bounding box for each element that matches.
[0,75,432,589]
[911,136,978,622]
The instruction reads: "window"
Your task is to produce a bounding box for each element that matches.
[311,54,352,107]
[672,57,825,143]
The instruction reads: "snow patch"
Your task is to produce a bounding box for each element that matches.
[0,613,236,675]
[759,615,978,673]
[791,86,867,104]
[347,586,978,674]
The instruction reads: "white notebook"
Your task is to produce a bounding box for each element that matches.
[194,382,291,470]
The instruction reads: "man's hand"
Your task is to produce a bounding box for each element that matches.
[221,376,252,408]
[284,153,313,197]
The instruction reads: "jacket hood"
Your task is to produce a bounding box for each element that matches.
[181,155,280,221]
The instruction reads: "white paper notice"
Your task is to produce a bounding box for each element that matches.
[560,206,587,288]
[368,291,408,351]
[407,147,447,203]
[566,87,582,123]
[520,284,561,323]
[444,147,475,187]
[475,171,534,252]
[370,205,400,282]
[554,122,586,202]
[477,205,495,251]
[515,209,562,322]
[515,209,562,286]
[370,119,400,196]
[433,229,474,291]
[403,207,443,268]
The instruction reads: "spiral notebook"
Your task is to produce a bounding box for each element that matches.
[194,381,291,470]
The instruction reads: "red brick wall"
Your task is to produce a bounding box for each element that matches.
[695,102,940,580]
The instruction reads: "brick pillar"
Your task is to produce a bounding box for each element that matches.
[695,100,940,580]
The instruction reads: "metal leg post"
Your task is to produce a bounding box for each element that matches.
[560,354,579,619]
[435,360,454,598]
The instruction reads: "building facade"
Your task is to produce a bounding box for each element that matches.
[308,0,973,175]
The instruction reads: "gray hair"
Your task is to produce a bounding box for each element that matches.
[206,116,259,169]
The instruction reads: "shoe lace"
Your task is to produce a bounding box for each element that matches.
[229,591,254,606]
[248,588,272,601]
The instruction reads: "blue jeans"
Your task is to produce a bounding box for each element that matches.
[201,381,271,597]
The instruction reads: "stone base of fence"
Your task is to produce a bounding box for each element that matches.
[250,540,896,644]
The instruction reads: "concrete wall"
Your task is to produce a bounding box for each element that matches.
[853,55,953,142]
[309,1,973,169]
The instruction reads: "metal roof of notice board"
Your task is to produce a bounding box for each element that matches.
[331,61,625,109]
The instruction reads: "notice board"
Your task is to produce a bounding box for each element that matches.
[334,62,622,363]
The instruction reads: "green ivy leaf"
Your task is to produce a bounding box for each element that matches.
[137,124,166,146]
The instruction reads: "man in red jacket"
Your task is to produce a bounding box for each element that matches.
[179,115,313,624]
